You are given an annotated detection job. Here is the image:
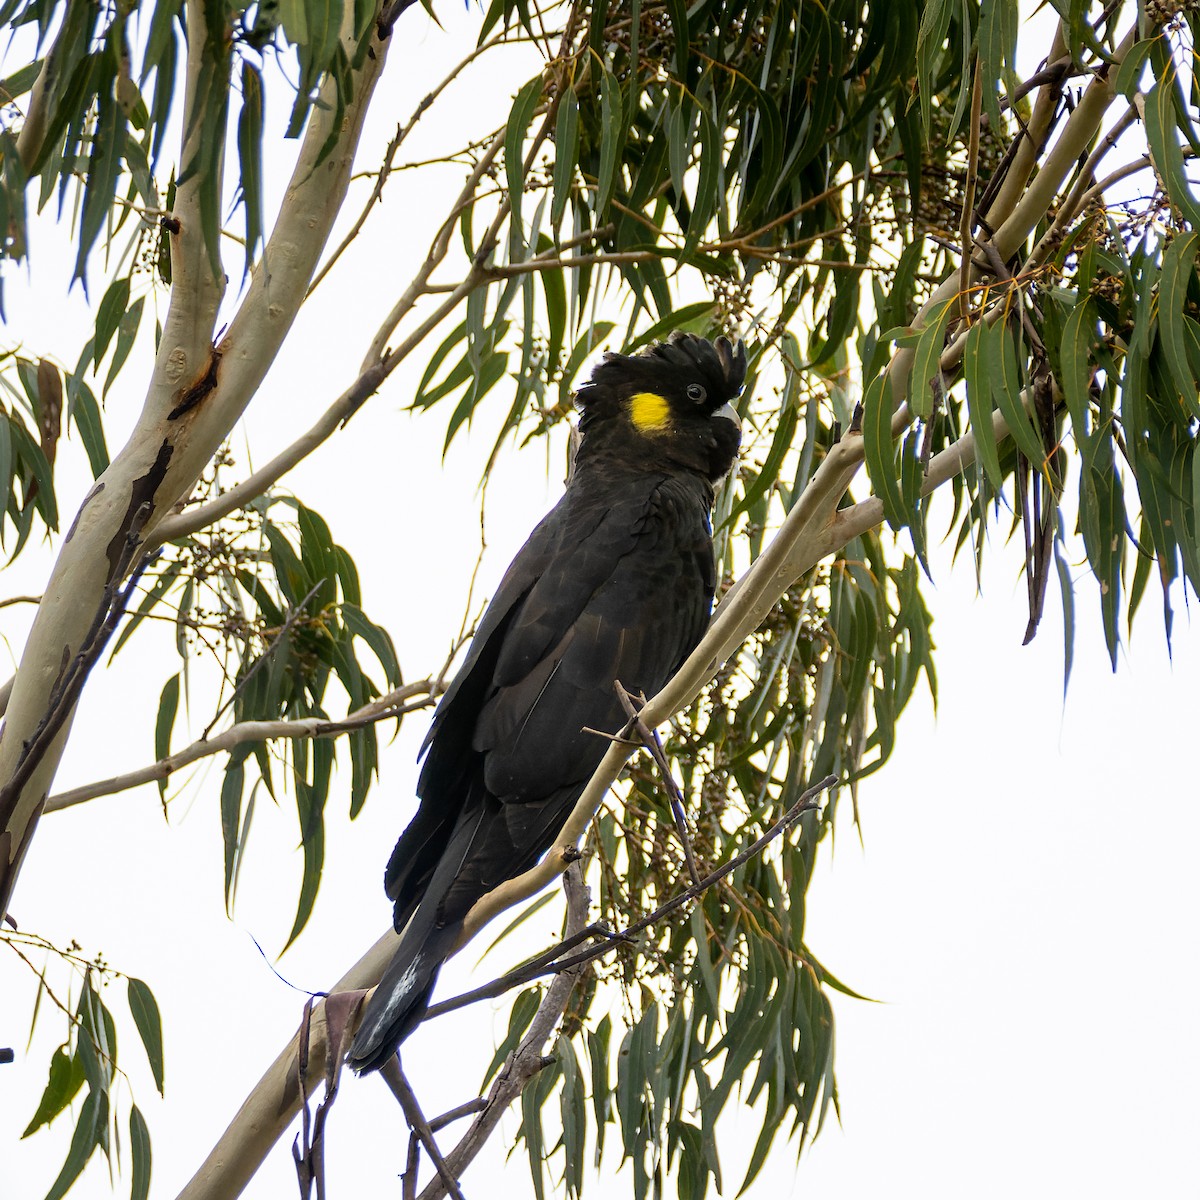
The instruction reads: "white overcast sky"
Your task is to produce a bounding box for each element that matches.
[3,3,1198,1199]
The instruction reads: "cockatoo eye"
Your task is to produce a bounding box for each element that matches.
[686,383,707,403]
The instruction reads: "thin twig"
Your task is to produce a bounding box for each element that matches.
[414,862,591,1200]
[43,680,442,813]
[548,774,835,976]
[613,681,702,887]
[423,918,629,1022]
[307,31,505,298]
[201,581,324,740]
[422,776,835,1023]
[381,1060,466,1200]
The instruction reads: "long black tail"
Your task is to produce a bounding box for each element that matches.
[348,801,494,1073]
[346,906,464,1073]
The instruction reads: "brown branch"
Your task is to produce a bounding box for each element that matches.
[380,1060,467,1200]
[613,681,701,887]
[421,774,835,1028]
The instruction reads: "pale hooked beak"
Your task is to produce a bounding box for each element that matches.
[713,401,741,431]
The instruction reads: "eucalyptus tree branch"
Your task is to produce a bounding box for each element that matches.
[1025,104,1140,269]
[0,527,151,829]
[423,775,835,1026]
[382,1060,467,1200]
[982,22,1070,229]
[361,127,508,371]
[160,19,584,545]
[827,384,1041,557]
[157,124,511,545]
[43,679,441,814]
[886,18,1138,415]
[175,929,401,1200]
[0,0,231,917]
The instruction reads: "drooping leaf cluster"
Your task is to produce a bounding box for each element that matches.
[119,490,405,946]
[8,937,163,1200]
[0,0,370,299]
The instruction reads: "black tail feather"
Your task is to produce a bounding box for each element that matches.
[347,915,463,1073]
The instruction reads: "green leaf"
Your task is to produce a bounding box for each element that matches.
[127,978,165,1095]
[43,1089,108,1200]
[104,297,144,399]
[1158,232,1200,417]
[988,321,1043,466]
[93,277,131,364]
[1060,298,1096,447]
[861,373,904,528]
[341,604,402,689]
[67,379,109,477]
[1113,38,1155,98]
[482,986,541,1087]
[129,1104,152,1200]
[915,0,952,133]
[286,738,333,947]
[588,1015,612,1162]
[558,1036,585,1199]
[1144,70,1200,230]
[907,297,955,419]
[22,1046,86,1138]
[154,674,180,798]
[237,63,265,277]
[963,321,1003,490]
[220,752,247,912]
[0,57,43,102]
[595,66,623,217]
[684,109,720,258]
[506,75,545,248]
[74,55,127,286]
[551,90,579,228]
[978,0,1016,128]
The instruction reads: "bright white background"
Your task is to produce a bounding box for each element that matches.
[2,4,1198,1198]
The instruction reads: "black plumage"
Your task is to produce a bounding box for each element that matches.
[348,331,746,1073]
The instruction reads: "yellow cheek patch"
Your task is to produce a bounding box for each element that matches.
[629,391,671,431]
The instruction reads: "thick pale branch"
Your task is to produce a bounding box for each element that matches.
[887,20,1135,413]
[0,0,229,916]
[1,0,395,916]
[43,680,440,813]
[156,132,507,544]
[175,930,400,1200]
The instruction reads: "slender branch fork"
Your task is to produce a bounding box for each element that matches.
[42,679,442,813]
[423,773,837,1026]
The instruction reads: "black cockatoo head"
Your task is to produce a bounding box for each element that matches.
[575,331,747,481]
